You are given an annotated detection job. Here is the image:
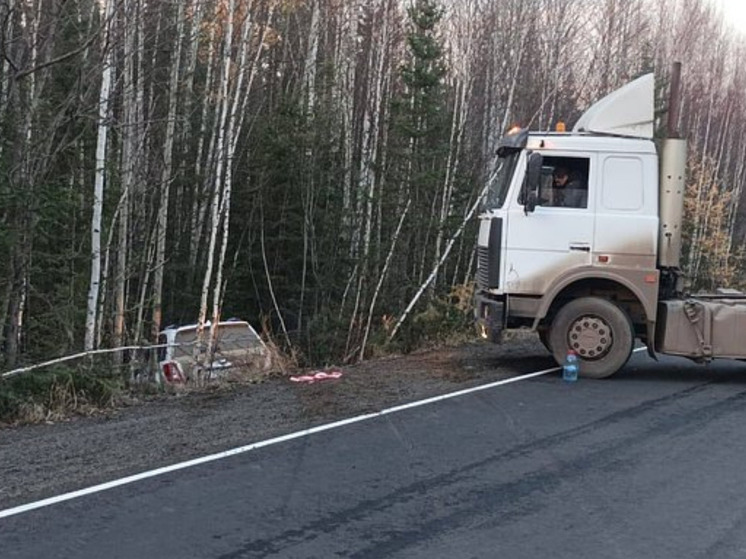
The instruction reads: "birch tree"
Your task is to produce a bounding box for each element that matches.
[196,0,237,346]
[85,0,115,351]
[7,0,746,371]
[151,0,186,340]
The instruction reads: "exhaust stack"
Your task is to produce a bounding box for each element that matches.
[658,63,687,269]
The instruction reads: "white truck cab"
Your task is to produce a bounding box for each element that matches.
[479,133,660,299]
[475,72,718,378]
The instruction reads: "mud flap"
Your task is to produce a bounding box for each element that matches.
[475,293,505,344]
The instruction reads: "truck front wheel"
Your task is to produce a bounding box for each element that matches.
[549,297,634,379]
[538,328,552,353]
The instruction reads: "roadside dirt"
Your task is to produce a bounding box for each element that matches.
[0,337,555,510]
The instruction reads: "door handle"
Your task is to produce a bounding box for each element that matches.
[569,244,591,252]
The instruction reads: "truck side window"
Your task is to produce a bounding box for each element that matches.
[540,157,590,209]
[602,156,644,210]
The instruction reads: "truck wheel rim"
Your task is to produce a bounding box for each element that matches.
[567,314,613,360]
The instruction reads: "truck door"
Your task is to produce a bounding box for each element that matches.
[503,154,596,295]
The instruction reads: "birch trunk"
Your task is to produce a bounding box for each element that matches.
[725,141,746,258]
[346,1,390,353]
[433,78,467,288]
[113,0,138,356]
[688,92,716,277]
[299,0,320,332]
[388,182,490,343]
[4,1,40,366]
[209,5,257,337]
[207,7,275,336]
[336,0,360,257]
[172,1,203,250]
[360,197,411,360]
[134,229,155,345]
[0,0,16,163]
[84,0,115,351]
[189,24,218,272]
[303,0,320,115]
[152,0,186,340]
[179,0,205,153]
[96,200,123,349]
[197,0,236,370]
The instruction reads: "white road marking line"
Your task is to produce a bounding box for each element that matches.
[0,348,646,520]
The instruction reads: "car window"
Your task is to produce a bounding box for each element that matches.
[174,329,198,358]
[172,324,261,358]
[215,324,260,351]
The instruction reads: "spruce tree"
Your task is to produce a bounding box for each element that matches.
[387,0,449,306]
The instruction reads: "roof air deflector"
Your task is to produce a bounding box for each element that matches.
[573,73,654,138]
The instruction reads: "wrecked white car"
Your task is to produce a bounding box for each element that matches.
[157,320,270,383]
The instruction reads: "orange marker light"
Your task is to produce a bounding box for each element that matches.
[556,121,566,132]
[507,125,522,135]
[644,274,658,284]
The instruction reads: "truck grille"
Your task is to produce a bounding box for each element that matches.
[477,246,491,289]
[476,218,502,290]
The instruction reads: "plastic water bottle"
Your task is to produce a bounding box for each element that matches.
[563,350,579,383]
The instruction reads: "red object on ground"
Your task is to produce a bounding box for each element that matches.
[290,370,343,384]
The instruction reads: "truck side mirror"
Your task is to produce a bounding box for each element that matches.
[525,191,538,213]
[523,152,543,213]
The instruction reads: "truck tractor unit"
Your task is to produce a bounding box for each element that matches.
[475,68,746,378]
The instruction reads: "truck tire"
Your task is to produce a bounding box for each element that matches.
[549,297,634,379]
[538,328,552,353]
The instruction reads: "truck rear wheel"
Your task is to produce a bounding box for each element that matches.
[549,297,634,379]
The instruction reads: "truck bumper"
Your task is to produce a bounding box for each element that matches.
[475,292,505,343]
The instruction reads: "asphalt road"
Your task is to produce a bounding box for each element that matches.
[4,352,746,558]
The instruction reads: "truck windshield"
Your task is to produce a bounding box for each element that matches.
[484,151,519,210]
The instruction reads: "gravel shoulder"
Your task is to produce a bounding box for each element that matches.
[0,338,555,510]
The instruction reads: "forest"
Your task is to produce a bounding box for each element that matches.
[0,0,744,371]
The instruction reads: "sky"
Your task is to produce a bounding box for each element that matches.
[712,0,746,34]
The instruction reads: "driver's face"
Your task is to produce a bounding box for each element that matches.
[553,173,568,187]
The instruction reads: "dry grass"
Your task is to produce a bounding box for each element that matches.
[0,368,121,426]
